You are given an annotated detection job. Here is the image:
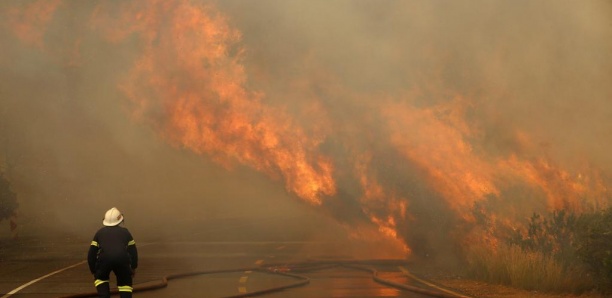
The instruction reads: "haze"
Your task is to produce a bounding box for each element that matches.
[1,0,610,261]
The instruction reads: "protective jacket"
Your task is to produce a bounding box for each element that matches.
[88,225,138,271]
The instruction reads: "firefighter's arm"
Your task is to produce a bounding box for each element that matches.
[127,239,138,269]
[87,240,99,274]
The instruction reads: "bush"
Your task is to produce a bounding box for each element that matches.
[574,208,612,293]
[0,173,18,221]
[465,243,593,292]
[508,210,577,264]
[466,205,612,294]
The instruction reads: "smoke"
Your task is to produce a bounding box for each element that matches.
[218,0,612,255]
[1,0,611,260]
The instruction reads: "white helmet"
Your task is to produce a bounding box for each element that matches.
[103,207,124,226]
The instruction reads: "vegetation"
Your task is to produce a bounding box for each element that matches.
[0,172,18,221]
[465,243,590,292]
[574,208,612,292]
[465,207,612,294]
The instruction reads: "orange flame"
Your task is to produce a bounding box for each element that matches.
[93,0,336,205]
[382,93,608,225]
[3,0,611,256]
[501,154,608,211]
[354,152,410,252]
[383,97,500,217]
[5,0,62,49]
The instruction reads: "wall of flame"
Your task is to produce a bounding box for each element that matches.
[1,0,611,258]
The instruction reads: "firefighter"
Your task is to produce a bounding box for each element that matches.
[88,207,138,298]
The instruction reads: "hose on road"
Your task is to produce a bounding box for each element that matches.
[58,259,470,298]
[58,267,308,298]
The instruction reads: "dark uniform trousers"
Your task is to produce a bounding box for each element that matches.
[94,255,134,298]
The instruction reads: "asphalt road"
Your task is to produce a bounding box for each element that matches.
[0,216,469,298]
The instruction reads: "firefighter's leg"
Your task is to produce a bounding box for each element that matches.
[115,263,133,298]
[94,260,112,298]
[94,280,110,298]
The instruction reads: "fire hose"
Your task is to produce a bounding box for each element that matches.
[58,259,470,298]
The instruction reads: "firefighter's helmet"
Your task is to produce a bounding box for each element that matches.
[103,207,124,226]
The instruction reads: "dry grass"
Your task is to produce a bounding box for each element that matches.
[465,244,593,294]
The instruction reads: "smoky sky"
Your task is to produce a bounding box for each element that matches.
[1,0,611,257]
[220,0,612,164]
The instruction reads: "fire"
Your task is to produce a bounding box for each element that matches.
[501,154,608,211]
[3,0,611,257]
[5,0,62,49]
[93,0,336,205]
[355,152,409,249]
[382,97,499,217]
[381,95,608,217]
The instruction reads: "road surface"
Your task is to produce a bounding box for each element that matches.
[0,216,470,297]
